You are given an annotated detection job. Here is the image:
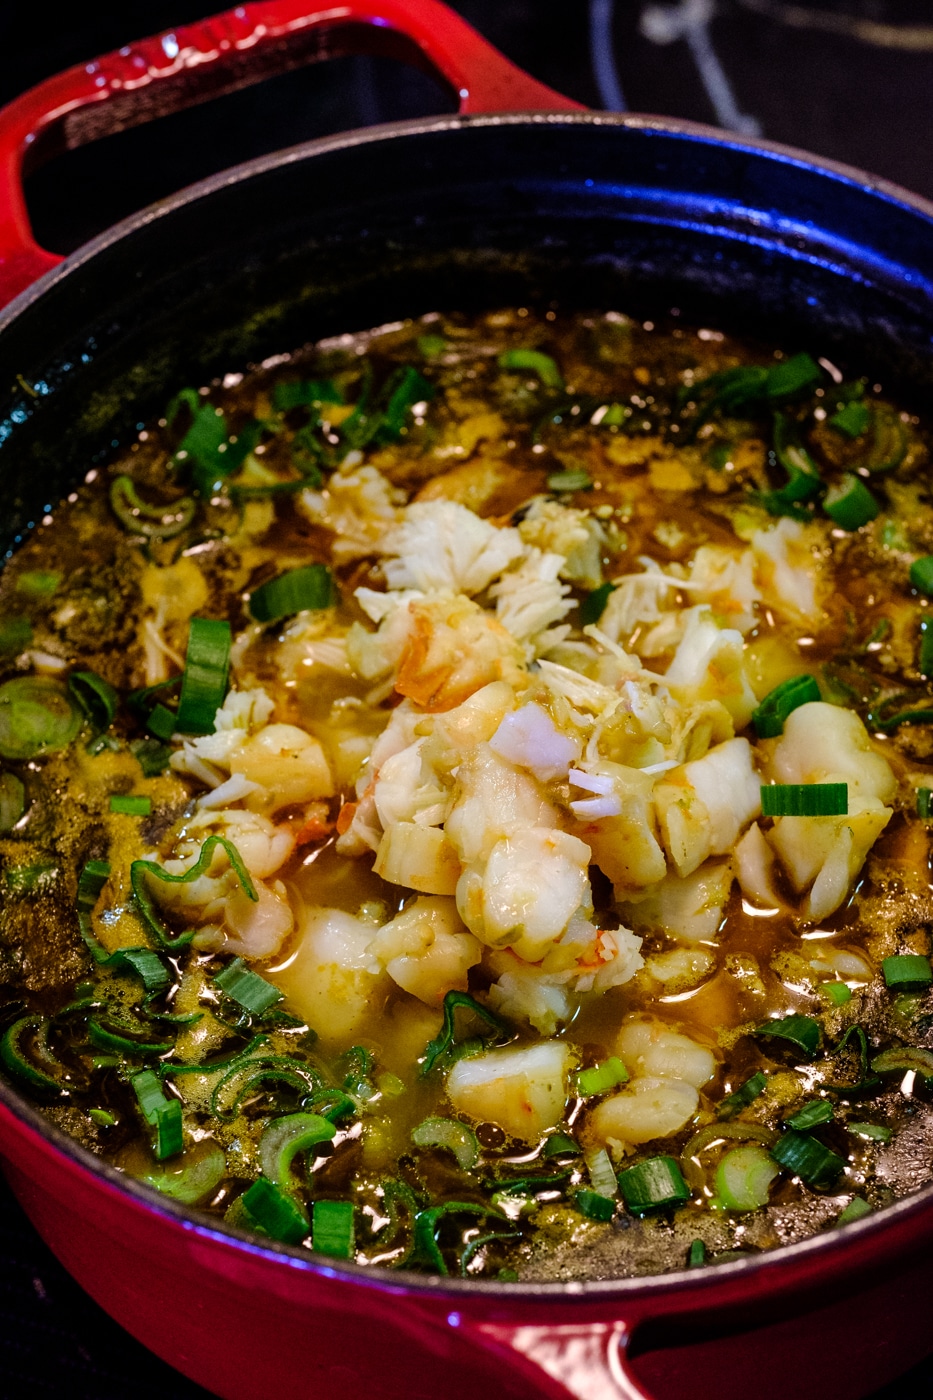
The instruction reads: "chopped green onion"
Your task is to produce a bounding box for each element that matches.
[870,1046,933,1081]
[130,1139,226,1205]
[882,954,932,991]
[576,1056,628,1097]
[918,787,933,819]
[0,1016,61,1092]
[754,1014,821,1058]
[76,859,111,963]
[132,835,256,951]
[411,1202,500,1274]
[910,556,933,596]
[132,1068,170,1125]
[848,1122,891,1143]
[760,783,847,817]
[837,1197,872,1226]
[411,1117,479,1170]
[866,695,933,732]
[579,582,617,627]
[573,1189,615,1222]
[823,981,852,1007]
[272,379,343,412]
[618,1156,691,1214]
[0,772,25,832]
[759,412,823,518]
[0,677,83,760]
[131,738,172,776]
[210,1059,320,1121]
[418,334,447,359]
[484,1171,570,1196]
[497,349,564,389]
[718,1071,768,1119]
[828,401,870,438]
[787,1099,833,1131]
[715,1144,779,1211]
[6,862,57,895]
[175,617,231,735]
[765,353,822,401]
[109,794,152,816]
[312,1200,355,1258]
[147,704,176,741]
[584,1146,619,1198]
[88,1017,173,1056]
[16,569,60,598]
[543,1133,579,1158]
[68,671,118,732]
[213,956,282,1015]
[860,407,907,474]
[304,1088,357,1123]
[107,947,170,994]
[547,469,592,492]
[89,1108,116,1126]
[248,565,336,624]
[752,674,820,739]
[687,1238,707,1267]
[110,475,196,539]
[771,1130,845,1187]
[241,1177,309,1245]
[823,474,879,530]
[0,617,32,657]
[420,991,509,1075]
[259,1112,336,1188]
[374,366,434,444]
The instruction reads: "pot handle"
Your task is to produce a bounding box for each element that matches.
[0,0,583,308]
[458,1317,654,1400]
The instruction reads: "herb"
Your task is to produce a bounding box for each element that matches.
[575,1057,628,1096]
[0,677,83,760]
[131,835,256,951]
[618,1156,691,1214]
[420,991,510,1075]
[823,474,879,530]
[213,958,283,1016]
[411,1117,479,1170]
[753,1014,821,1058]
[881,954,932,992]
[175,617,231,736]
[109,794,152,817]
[110,476,196,539]
[497,349,564,389]
[68,671,118,733]
[771,1131,844,1188]
[579,581,617,626]
[248,565,336,624]
[241,1177,309,1245]
[760,783,848,817]
[752,674,820,739]
[828,401,870,438]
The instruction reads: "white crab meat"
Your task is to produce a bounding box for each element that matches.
[751,517,826,626]
[488,701,581,782]
[588,1076,699,1148]
[576,766,667,891]
[486,952,575,1035]
[615,1018,717,1089]
[368,897,481,1006]
[654,737,761,877]
[267,906,388,1044]
[379,500,524,595]
[446,745,558,867]
[373,738,449,829]
[374,822,461,896]
[663,607,758,729]
[620,859,734,943]
[459,827,593,960]
[446,1040,573,1140]
[223,879,294,960]
[229,723,334,812]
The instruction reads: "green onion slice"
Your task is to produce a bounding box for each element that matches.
[574,1189,615,1222]
[248,565,336,624]
[752,674,820,739]
[16,569,60,598]
[823,474,879,531]
[753,1014,821,1058]
[848,1122,891,1143]
[259,1112,336,1189]
[881,954,932,991]
[411,1117,479,1170]
[241,1177,309,1245]
[547,469,593,492]
[109,794,152,816]
[771,1130,845,1188]
[272,378,343,412]
[131,835,255,951]
[824,981,852,1007]
[411,1202,502,1275]
[837,1197,872,1226]
[213,957,282,1015]
[497,348,564,389]
[107,947,170,994]
[312,1199,355,1259]
[717,1071,768,1120]
[110,475,196,540]
[576,1056,628,1097]
[0,617,32,657]
[870,1046,933,1082]
[131,739,172,777]
[0,677,83,760]
[542,1132,580,1158]
[88,1019,173,1057]
[910,556,933,596]
[210,1059,321,1122]
[866,693,933,732]
[0,1016,62,1093]
[579,582,617,627]
[77,859,111,964]
[687,1239,707,1267]
[584,1145,619,1198]
[304,1087,357,1123]
[828,401,870,438]
[715,1144,779,1211]
[787,1099,833,1131]
[619,1156,691,1214]
[0,772,25,833]
[420,991,510,1075]
[132,1068,171,1125]
[129,1138,226,1205]
[68,671,118,733]
[147,704,177,741]
[760,783,848,817]
[175,617,231,735]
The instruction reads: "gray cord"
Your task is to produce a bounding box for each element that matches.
[589,0,628,112]
[641,0,761,135]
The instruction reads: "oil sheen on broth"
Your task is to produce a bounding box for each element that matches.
[2,309,933,1282]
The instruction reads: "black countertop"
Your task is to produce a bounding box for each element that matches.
[2,3,933,1395]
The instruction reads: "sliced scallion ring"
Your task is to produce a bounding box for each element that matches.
[0,677,83,760]
[618,1156,691,1214]
[575,1056,628,1097]
[760,782,847,817]
[248,565,336,625]
[312,1199,355,1258]
[110,475,196,539]
[0,772,25,832]
[714,1144,779,1211]
[771,1130,844,1188]
[242,1177,309,1245]
[175,617,231,735]
[823,473,879,530]
[753,1013,821,1058]
[752,674,820,739]
[497,348,564,389]
[411,1117,479,1170]
[259,1112,336,1188]
[68,670,118,733]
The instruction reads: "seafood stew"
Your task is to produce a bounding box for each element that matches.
[2,308,933,1282]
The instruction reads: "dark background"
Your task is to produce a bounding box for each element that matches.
[2,1,933,1394]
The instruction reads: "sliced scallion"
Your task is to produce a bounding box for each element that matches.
[109,794,152,817]
[110,475,196,539]
[828,400,870,438]
[16,569,60,598]
[147,704,176,741]
[132,1068,170,1125]
[573,1189,615,1222]
[0,772,25,832]
[130,1139,226,1204]
[132,835,256,951]
[213,957,282,1015]
[0,617,31,657]
[787,1099,833,1131]
[131,739,172,776]
[760,783,848,817]
[259,1112,336,1188]
[771,1130,845,1187]
[248,565,336,625]
[752,674,820,739]
[89,1108,116,1127]
[107,947,170,994]
[272,378,343,412]
[584,1146,619,1199]
[411,1202,498,1275]
[910,556,933,596]
[547,469,592,492]
[68,671,118,733]
[0,677,83,760]
[76,859,111,963]
[0,1016,61,1093]
[881,954,932,991]
[576,1056,628,1097]
[543,1132,579,1158]
[823,473,879,530]
[6,862,57,895]
[718,1071,767,1120]
[918,787,933,819]
[312,1199,355,1258]
[837,1197,872,1226]
[411,1117,479,1170]
[754,1014,821,1058]
[870,1046,933,1082]
[420,991,509,1075]
[687,1239,706,1267]
[175,617,231,735]
[241,1177,309,1244]
[497,348,564,389]
[618,1156,691,1214]
[579,581,617,627]
[715,1144,779,1211]
[824,981,852,1007]
[847,1122,891,1143]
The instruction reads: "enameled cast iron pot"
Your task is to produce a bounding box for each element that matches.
[2,5,933,1397]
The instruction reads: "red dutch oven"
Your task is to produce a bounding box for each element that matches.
[2,5,933,1397]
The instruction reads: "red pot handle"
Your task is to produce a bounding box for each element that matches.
[461,1318,653,1400]
[0,0,583,310]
